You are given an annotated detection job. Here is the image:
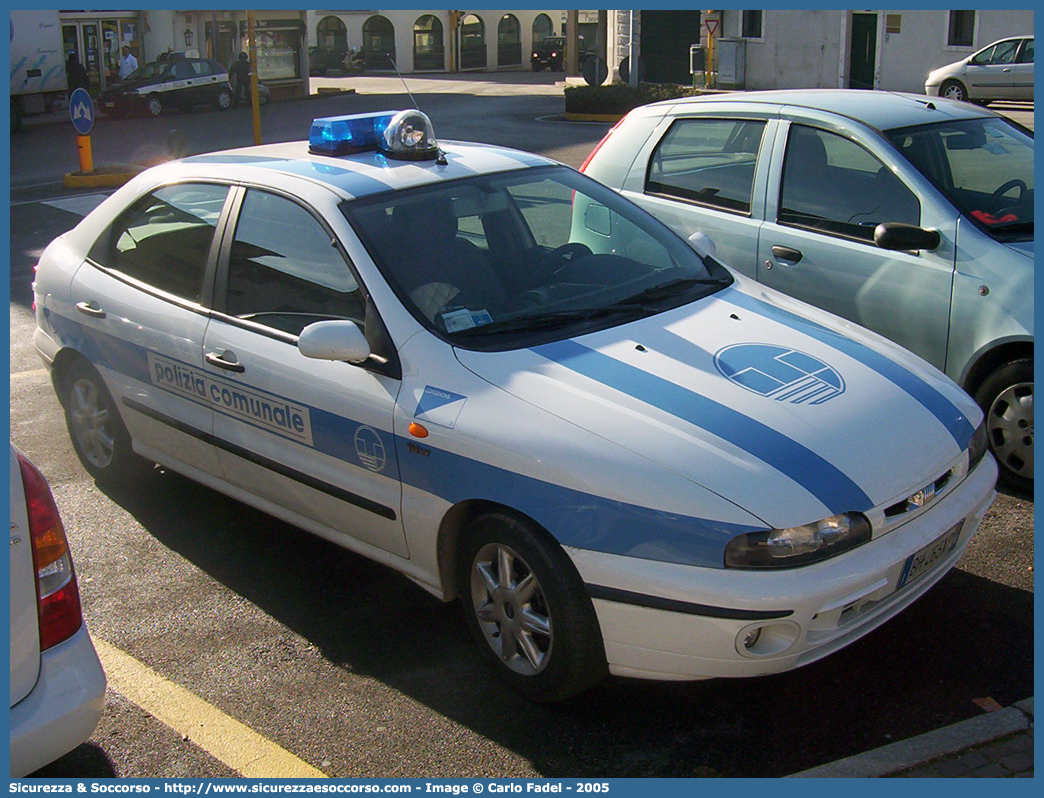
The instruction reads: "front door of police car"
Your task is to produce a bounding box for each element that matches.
[203,189,407,557]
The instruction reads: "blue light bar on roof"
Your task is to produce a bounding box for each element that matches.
[309,109,440,161]
[308,111,397,156]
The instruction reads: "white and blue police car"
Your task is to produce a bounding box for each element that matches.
[33,110,997,701]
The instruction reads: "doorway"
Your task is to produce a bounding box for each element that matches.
[848,13,877,89]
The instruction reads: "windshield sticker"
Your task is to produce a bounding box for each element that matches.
[415,385,468,429]
[149,352,313,445]
[714,344,845,405]
[440,308,492,333]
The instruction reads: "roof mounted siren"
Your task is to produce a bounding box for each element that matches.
[308,109,440,161]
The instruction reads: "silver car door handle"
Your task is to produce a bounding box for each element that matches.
[771,245,803,264]
[205,351,245,373]
[75,301,106,318]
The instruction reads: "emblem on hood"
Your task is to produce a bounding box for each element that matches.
[714,344,845,405]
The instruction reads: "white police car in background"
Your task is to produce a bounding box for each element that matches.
[33,110,997,701]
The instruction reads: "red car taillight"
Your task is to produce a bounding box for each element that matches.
[18,452,84,651]
[578,117,624,173]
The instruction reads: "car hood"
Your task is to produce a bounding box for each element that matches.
[454,282,979,528]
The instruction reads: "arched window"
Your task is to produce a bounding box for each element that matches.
[532,14,553,44]
[497,14,521,67]
[413,15,444,71]
[316,16,347,52]
[460,14,486,70]
[362,15,395,70]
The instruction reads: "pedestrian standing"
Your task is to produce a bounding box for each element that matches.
[229,52,251,108]
[118,46,138,80]
[66,52,90,93]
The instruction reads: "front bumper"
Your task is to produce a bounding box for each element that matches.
[569,455,997,681]
[9,625,107,777]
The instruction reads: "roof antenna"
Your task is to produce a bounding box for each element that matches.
[387,54,447,165]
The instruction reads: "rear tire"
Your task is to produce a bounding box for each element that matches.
[216,88,233,110]
[974,358,1033,493]
[60,359,152,487]
[459,511,607,702]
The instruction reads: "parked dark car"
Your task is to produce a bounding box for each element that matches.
[531,36,592,71]
[99,55,233,118]
[309,46,346,76]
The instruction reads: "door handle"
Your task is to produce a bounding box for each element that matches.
[205,351,245,373]
[771,245,803,264]
[75,301,106,318]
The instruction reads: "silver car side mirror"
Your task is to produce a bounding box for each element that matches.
[687,230,717,258]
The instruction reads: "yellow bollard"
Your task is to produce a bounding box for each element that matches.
[76,135,93,174]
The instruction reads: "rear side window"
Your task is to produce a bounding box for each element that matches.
[778,125,919,242]
[90,183,229,302]
[646,118,766,214]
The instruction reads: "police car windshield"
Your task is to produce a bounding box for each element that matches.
[342,166,731,350]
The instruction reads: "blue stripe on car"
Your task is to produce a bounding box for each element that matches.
[395,438,762,568]
[48,312,757,568]
[531,338,875,513]
[723,289,974,449]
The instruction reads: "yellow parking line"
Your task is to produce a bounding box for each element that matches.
[94,638,327,778]
[10,368,49,381]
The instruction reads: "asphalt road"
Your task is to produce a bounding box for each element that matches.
[8,77,1034,778]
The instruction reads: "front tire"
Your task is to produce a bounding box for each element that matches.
[940,79,969,102]
[60,359,152,486]
[146,94,163,116]
[460,511,607,702]
[975,358,1033,493]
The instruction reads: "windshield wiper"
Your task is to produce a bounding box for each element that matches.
[613,276,731,307]
[448,304,648,338]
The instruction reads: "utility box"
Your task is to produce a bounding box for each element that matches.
[689,44,705,73]
[716,37,746,88]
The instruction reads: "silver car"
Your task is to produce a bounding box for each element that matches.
[926,36,1034,104]
[582,90,1033,491]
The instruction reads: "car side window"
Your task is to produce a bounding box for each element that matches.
[1016,39,1034,64]
[778,125,920,243]
[192,60,214,77]
[172,61,194,80]
[225,190,366,337]
[90,183,229,302]
[646,118,766,214]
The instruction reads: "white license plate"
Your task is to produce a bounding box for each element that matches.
[897,522,962,589]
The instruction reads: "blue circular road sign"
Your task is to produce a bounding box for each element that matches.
[69,88,95,135]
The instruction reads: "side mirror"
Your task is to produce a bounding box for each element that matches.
[687,230,717,258]
[874,222,941,252]
[298,320,371,363]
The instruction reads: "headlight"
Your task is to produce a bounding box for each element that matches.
[968,419,989,470]
[725,513,872,569]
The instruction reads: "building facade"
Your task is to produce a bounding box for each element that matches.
[609,9,1034,91]
[305,10,563,73]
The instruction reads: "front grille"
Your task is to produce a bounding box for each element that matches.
[884,469,953,518]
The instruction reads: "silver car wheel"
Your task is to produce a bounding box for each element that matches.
[68,378,116,469]
[987,381,1034,480]
[470,542,552,676]
[940,80,967,102]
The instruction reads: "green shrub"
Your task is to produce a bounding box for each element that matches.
[564,81,703,115]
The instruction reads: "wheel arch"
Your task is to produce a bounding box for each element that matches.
[435,499,561,603]
[50,347,96,407]
[961,340,1034,396]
